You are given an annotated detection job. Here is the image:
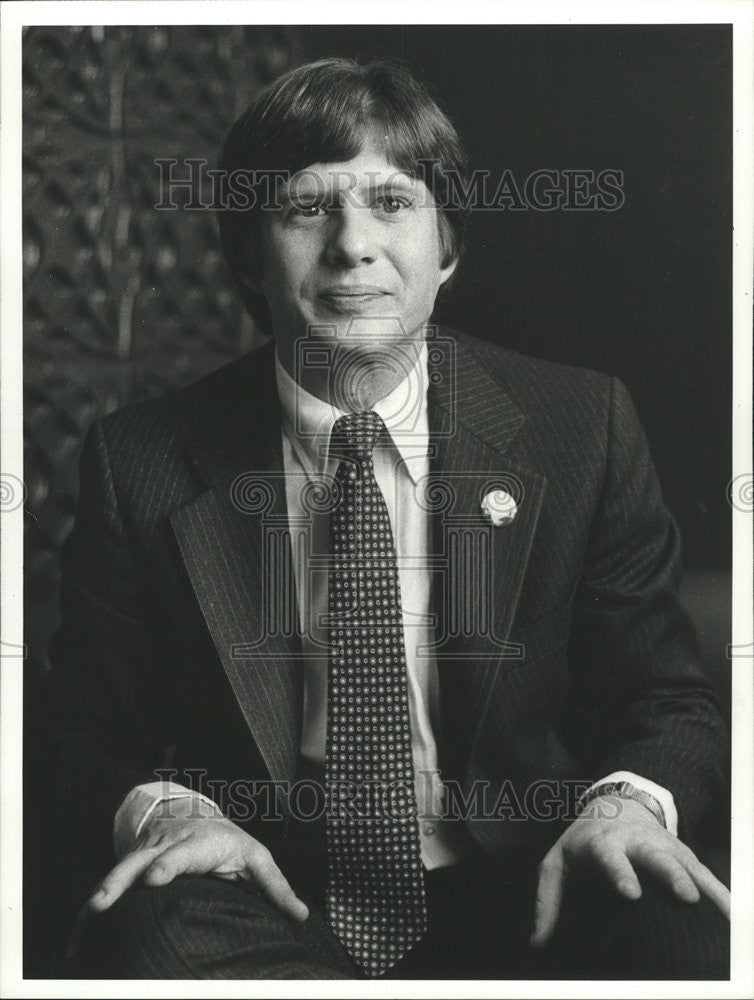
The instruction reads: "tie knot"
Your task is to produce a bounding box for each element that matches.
[331,411,384,460]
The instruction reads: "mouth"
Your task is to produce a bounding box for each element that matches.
[318,287,391,312]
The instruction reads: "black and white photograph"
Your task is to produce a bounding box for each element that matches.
[1,1,752,995]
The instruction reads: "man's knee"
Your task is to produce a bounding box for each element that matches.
[67,879,202,978]
[67,875,352,979]
[621,875,729,979]
[542,872,729,980]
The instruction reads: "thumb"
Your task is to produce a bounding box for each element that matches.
[244,850,309,923]
[530,847,566,948]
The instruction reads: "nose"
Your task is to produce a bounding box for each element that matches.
[324,204,377,267]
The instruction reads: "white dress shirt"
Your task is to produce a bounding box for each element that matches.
[114,340,677,862]
[275,339,465,868]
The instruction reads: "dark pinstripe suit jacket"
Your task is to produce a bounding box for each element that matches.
[48,328,726,914]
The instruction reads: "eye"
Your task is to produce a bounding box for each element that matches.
[376,195,412,214]
[289,202,327,218]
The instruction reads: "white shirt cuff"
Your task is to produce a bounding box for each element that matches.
[113,781,224,859]
[587,770,678,836]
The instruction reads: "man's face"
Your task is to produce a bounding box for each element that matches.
[257,134,457,378]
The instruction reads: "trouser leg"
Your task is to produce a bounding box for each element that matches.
[537,868,730,980]
[66,874,355,979]
[64,853,730,980]
[388,853,729,981]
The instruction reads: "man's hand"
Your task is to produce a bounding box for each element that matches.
[530,795,730,947]
[87,799,309,922]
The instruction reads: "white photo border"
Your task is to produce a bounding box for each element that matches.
[2,2,752,998]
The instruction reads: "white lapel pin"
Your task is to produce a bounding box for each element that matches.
[481,489,518,526]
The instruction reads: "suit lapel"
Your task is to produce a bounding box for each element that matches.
[426,334,548,774]
[169,342,303,797]
[167,332,547,792]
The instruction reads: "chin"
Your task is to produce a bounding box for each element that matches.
[331,315,420,345]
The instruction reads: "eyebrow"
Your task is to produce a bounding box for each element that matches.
[280,171,418,201]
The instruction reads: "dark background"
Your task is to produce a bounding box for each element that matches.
[301,24,732,570]
[23,24,732,977]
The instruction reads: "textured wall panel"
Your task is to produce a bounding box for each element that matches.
[23,25,302,676]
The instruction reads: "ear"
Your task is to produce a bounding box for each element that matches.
[439,254,459,287]
[435,211,459,287]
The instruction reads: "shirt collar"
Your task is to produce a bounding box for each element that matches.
[275,340,429,484]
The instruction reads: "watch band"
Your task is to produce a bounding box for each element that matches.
[577,780,667,829]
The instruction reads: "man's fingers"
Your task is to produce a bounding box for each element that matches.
[633,845,700,904]
[631,842,729,918]
[684,858,731,920]
[143,839,310,922]
[88,847,162,911]
[594,843,643,900]
[530,849,565,948]
[91,820,309,926]
[246,850,309,923]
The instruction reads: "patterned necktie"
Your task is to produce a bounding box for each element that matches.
[325,410,427,977]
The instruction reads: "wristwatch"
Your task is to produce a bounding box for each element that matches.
[577,780,667,828]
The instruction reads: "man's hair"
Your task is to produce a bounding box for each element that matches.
[217,57,470,332]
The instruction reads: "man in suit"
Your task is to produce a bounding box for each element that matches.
[48,57,730,979]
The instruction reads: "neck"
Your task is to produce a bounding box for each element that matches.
[277,337,424,412]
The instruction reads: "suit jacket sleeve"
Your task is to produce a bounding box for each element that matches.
[565,376,727,840]
[44,418,183,908]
